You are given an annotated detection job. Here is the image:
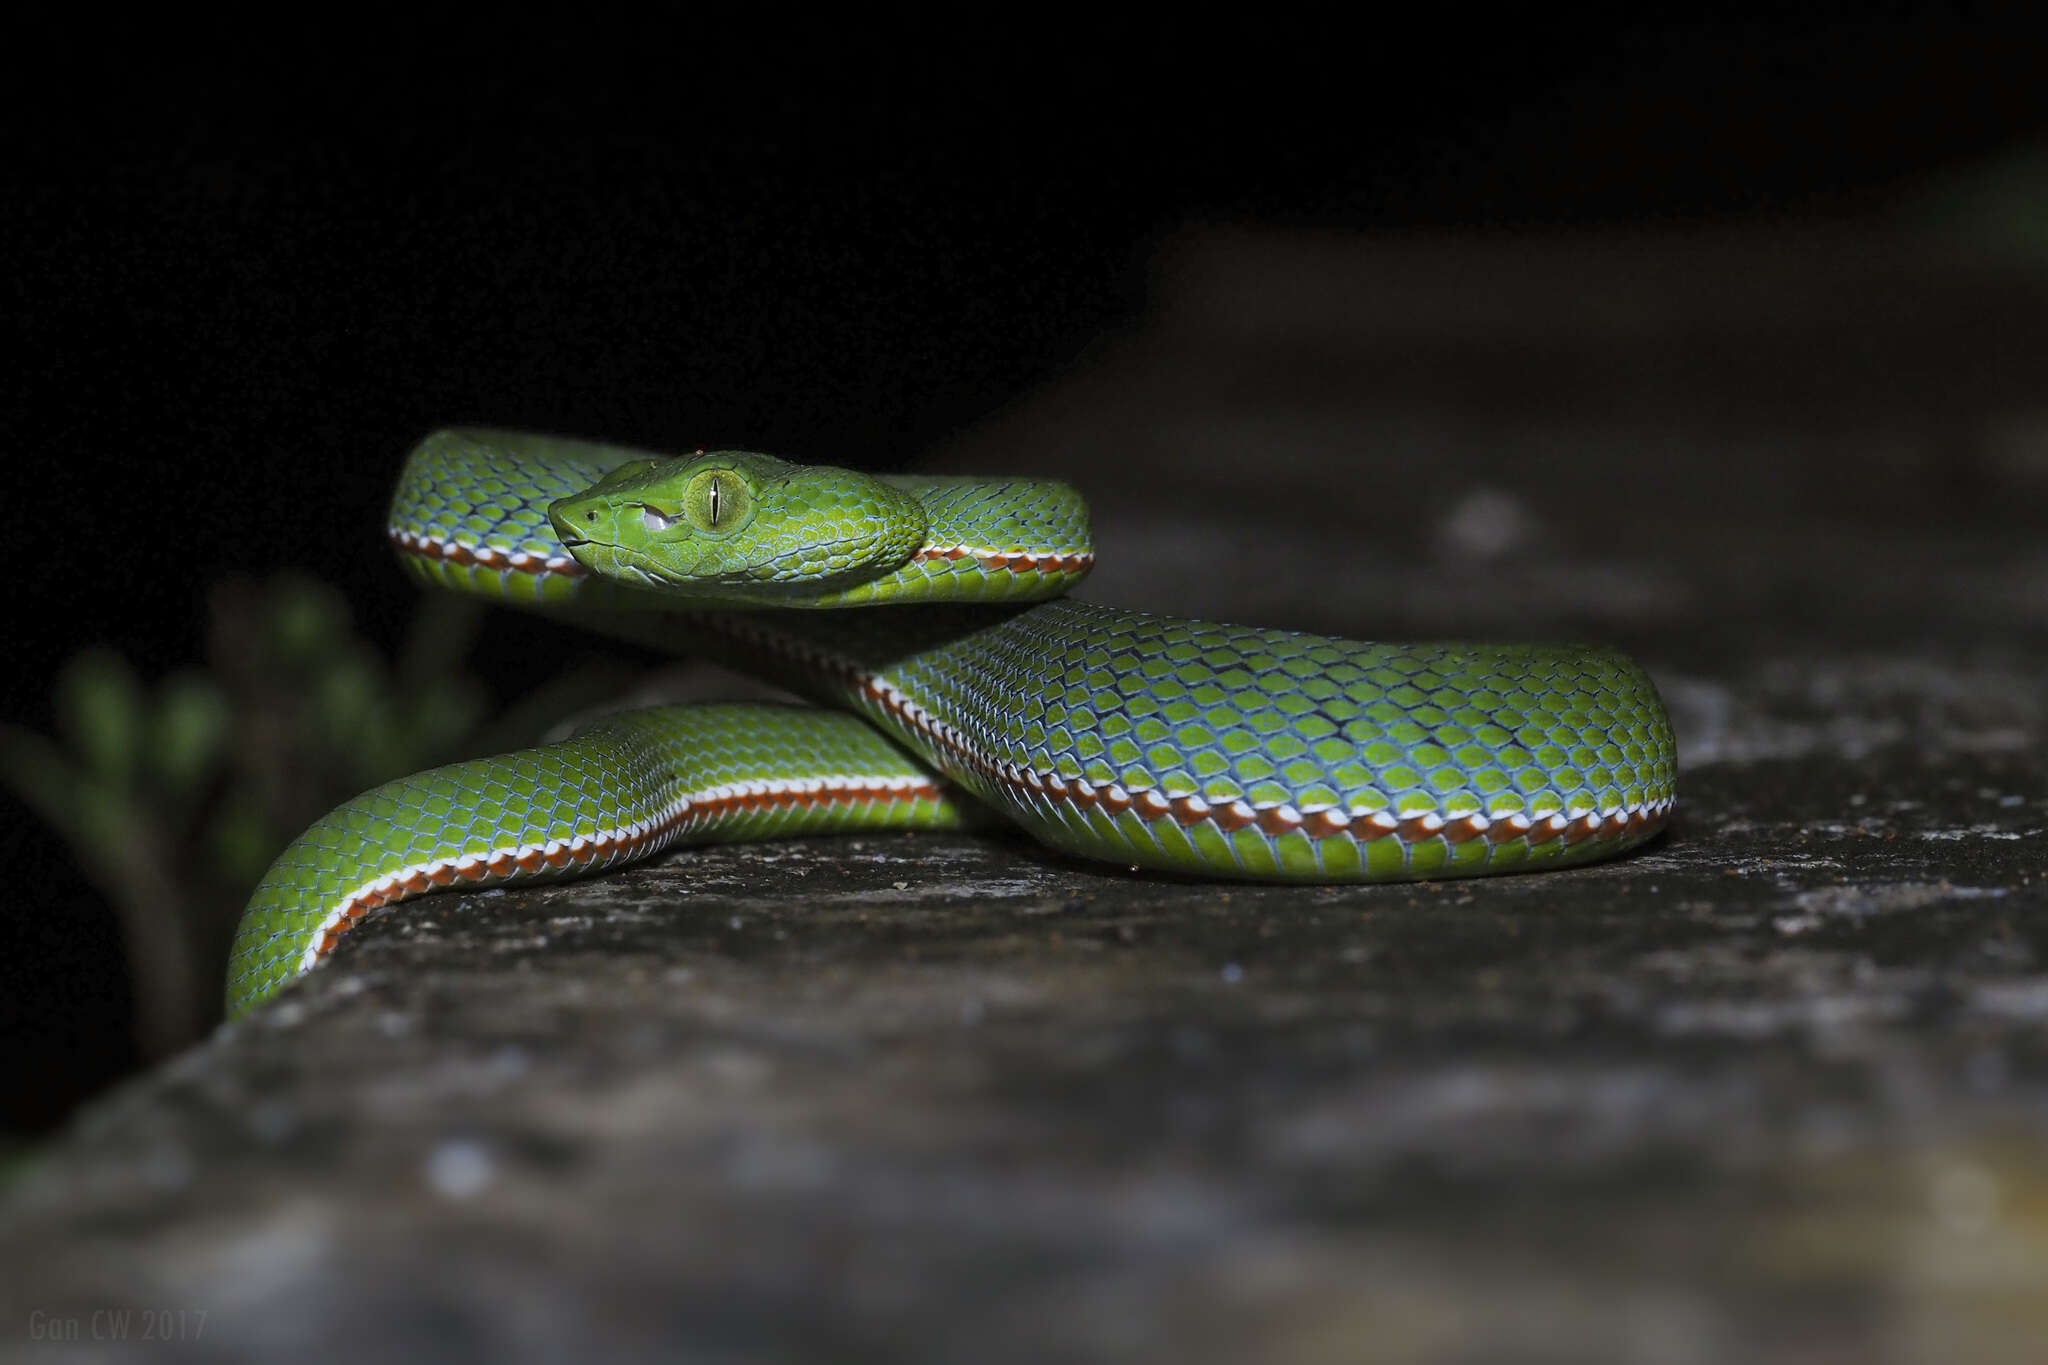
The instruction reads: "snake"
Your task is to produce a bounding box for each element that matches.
[225,429,1677,1015]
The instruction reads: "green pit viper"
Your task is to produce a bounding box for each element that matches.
[226,429,1677,1015]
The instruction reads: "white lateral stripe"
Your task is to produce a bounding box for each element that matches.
[292,771,944,975]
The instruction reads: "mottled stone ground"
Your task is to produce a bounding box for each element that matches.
[5,226,2045,1363]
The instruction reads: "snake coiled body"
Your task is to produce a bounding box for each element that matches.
[226,431,1676,1014]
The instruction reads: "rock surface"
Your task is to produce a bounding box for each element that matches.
[5,226,2046,1363]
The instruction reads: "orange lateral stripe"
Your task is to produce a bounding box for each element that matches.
[306,778,946,967]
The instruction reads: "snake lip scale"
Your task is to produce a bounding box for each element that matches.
[388,527,1097,579]
[389,527,589,577]
[225,430,1677,1016]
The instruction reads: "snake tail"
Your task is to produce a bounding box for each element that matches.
[225,703,965,1015]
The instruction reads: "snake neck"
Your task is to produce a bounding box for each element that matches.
[656,603,1039,701]
[626,602,1088,810]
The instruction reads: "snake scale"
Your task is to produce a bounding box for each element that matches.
[225,430,1677,1015]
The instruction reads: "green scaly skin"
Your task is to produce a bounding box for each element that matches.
[225,429,1677,1016]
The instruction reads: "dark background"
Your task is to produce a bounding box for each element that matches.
[5,11,2041,1132]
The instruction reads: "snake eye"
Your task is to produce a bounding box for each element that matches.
[682,468,753,535]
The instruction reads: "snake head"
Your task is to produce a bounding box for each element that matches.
[547,452,928,602]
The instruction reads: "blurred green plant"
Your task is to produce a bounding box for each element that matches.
[1903,137,2048,270]
[2,572,634,1058]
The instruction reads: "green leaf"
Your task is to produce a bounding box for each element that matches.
[207,787,279,887]
[0,723,143,887]
[149,671,229,796]
[266,572,353,669]
[56,649,144,787]
[0,724,86,844]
